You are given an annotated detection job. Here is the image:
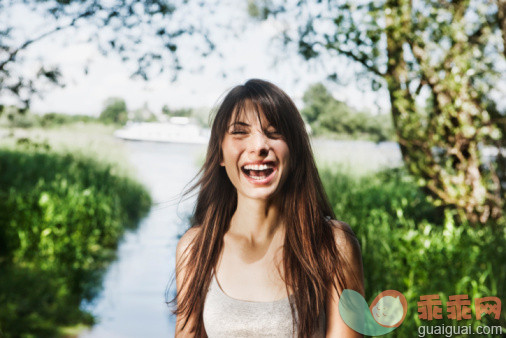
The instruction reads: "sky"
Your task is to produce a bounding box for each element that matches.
[1,1,392,117]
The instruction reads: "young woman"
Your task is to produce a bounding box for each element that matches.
[171,79,364,337]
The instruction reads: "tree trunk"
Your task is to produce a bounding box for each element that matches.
[385,0,503,225]
[498,0,506,58]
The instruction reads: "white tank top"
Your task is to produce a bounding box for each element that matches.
[203,272,326,337]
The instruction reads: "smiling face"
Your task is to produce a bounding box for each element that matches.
[220,102,290,201]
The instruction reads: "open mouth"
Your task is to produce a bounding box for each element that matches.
[241,162,276,181]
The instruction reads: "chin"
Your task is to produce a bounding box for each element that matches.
[246,191,275,200]
[244,185,285,201]
[238,186,273,200]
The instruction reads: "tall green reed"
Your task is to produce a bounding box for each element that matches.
[320,166,505,337]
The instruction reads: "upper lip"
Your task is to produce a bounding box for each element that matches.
[241,160,276,168]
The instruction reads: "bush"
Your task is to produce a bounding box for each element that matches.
[0,105,98,129]
[39,113,98,127]
[0,148,151,337]
[321,166,505,337]
[99,97,128,125]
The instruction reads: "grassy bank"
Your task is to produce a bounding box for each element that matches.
[0,126,151,337]
[321,166,505,337]
[0,122,128,172]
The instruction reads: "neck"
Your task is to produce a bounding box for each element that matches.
[228,195,284,245]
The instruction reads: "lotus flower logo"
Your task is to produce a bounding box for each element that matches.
[339,289,408,336]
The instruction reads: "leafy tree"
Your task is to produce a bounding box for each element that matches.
[0,0,216,108]
[252,0,506,224]
[302,83,394,141]
[130,102,157,122]
[162,105,193,118]
[301,83,349,124]
[99,97,127,125]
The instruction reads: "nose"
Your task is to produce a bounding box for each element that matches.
[249,131,269,156]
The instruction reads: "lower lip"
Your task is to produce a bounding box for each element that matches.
[242,167,278,185]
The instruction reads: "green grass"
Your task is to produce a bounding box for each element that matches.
[320,165,505,337]
[0,122,131,175]
[0,132,151,337]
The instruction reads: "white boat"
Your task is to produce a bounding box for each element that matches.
[114,117,209,144]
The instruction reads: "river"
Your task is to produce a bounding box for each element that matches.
[79,139,402,338]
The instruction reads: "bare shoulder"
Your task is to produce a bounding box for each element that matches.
[329,219,360,248]
[329,219,354,233]
[326,220,365,337]
[329,219,364,293]
[176,226,202,262]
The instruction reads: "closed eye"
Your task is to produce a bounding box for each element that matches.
[266,131,281,138]
[231,130,247,135]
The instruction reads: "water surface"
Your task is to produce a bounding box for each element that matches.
[80,141,205,338]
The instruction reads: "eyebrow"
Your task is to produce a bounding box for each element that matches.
[228,121,250,128]
[228,121,277,129]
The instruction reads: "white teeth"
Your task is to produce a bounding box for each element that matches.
[243,163,274,170]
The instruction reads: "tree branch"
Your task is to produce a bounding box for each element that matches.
[320,41,385,77]
[0,9,94,72]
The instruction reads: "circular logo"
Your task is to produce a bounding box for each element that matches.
[369,290,408,328]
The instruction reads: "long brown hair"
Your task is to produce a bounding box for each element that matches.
[168,79,360,337]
